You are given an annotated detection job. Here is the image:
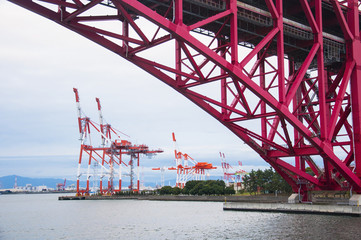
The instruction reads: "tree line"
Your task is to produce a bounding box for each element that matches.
[154,167,292,196]
[242,168,292,195]
[158,180,235,195]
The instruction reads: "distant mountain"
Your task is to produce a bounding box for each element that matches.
[0,175,75,189]
[0,175,156,190]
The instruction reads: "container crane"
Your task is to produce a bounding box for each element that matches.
[72,88,163,195]
[152,166,168,187]
[220,152,235,186]
[220,153,247,188]
[170,132,216,188]
[56,179,66,191]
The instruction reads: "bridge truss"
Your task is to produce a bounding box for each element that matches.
[9,0,361,200]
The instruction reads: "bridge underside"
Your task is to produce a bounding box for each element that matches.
[9,0,361,200]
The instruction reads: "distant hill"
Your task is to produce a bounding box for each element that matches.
[0,175,76,189]
[0,175,156,190]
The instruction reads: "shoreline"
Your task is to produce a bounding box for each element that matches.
[57,194,288,203]
[58,194,360,217]
[0,190,76,195]
[223,202,361,217]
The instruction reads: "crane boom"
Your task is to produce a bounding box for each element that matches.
[73,88,83,141]
[95,97,106,147]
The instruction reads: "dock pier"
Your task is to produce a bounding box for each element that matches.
[223,202,361,217]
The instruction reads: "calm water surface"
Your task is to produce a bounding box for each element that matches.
[1,194,361,239]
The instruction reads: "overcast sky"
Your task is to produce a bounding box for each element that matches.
[0,1,269,183]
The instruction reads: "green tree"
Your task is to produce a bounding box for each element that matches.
[214,185,225,195]
[183,180,199,195]
[172,187,182,195]
[224,186,235,195]
[189,182,204,195]
[182,180,227,195]
[242,168,292,195]
[255,169,265,193]
[244,170,258,195]
[262,168,274,193]
[159,186,173,195]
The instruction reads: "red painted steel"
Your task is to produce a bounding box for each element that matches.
[9,0,361,200]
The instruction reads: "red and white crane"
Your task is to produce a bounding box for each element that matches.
[73,88,163,195]
[170,132,216,188]
[56,179,66,191]
[220,152,247,187]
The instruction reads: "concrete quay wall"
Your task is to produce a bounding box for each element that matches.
[223,202,361,217]
[58,194,288,202]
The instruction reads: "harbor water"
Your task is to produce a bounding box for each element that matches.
[1,193,361,239]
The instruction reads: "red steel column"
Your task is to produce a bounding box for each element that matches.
[219,39,227,116]
[229,0,238,64]
[291,60,301,170]
[259,53,267,147]
[276,0,285,103]
[316,0,328,142]
[348,0,361,177]
[175,0,183,85]
[315,0,331,182]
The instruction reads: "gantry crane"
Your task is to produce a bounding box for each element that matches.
[56,179,66,191]
[220,152,247,187]
[73,88,163,195]
[152,166,167,187]
[170,132,216,188]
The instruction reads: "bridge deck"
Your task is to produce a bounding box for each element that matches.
[125,0,355,68]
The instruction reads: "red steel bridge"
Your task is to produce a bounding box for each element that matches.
[8,0,361,201]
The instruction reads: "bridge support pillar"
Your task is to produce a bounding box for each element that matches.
[349,194,361,206]
[288,193,300,204]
